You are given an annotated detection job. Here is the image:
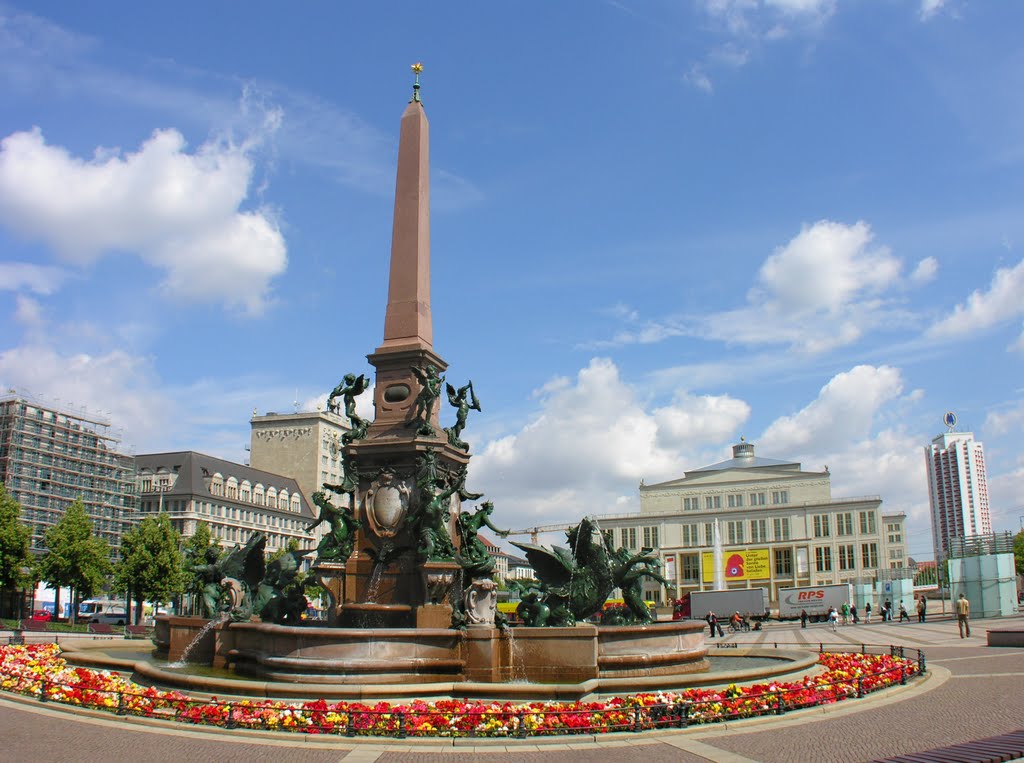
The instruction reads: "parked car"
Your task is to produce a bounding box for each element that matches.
[29,610,52,622]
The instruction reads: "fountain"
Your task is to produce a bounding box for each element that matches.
[149,65,710,700]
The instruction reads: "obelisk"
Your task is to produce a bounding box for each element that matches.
[364,63,450,438]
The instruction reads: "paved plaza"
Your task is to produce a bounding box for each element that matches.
[2,614,1022,762]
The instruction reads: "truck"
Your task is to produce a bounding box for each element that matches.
[778,583,853,621]
[78,598,128,625]
[684,588,769,621]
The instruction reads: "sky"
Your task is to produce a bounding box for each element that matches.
[1,1,1022,562]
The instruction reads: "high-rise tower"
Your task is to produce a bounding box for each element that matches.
[925,418,991,559]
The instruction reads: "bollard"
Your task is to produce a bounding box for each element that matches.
[679,700,690,728]
[225,703,238,729]
[396,711,407,739]
[919,650,926,673]
[516,710,527,739]
[117,691,127,716]
[39,679,49,703]
[346,712,355,737]
[819,642,824,653]
[857,677,864,698]
[632,705,641,732]
[900,665,906,685]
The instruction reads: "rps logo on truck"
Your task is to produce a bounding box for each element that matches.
[783,589,827,605]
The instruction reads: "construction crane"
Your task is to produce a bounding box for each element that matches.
[506,523,576,545]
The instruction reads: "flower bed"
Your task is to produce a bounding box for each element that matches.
[0,644,918,737]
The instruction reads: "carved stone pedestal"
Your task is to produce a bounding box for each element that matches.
[464,577,497,628]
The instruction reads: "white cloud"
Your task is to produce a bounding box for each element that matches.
[471,358,748,528]
[984,401,1024,437]
[0,344,169,446]
[927,258,1024,340]
[12,295,44,328]
[910,256,938,284]
[919,0,946,21]
[684,64,714,94]
[761,365,904,452]
[0,127,286,316]
[0,262,68,294]
[755,220,901,315]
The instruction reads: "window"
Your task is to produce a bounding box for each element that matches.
[726,520,745,545]
[751,518,767,543]
[838,544,856,571]
[623,527,638,549]
[643,526,659,549]
[815,546,833,572]
[859,511,877,534]
[771,490,789,504]
[861,542,878,568]
[705,495,722,510]
[813,515,831,538]
[680,524,699,547]
[683,497,699,511]
[773,517,791,541]
[888,548,904,560]
[681,554,700,582]
[774,548,793,576]
[836,512,854,536]
[727,493,744,508]
[704,524,714,546]
[749,492,766,506]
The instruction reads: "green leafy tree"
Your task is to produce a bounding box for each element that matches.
[114,513,186,624]
[0,484,34,618]
[38,499,112,623]
[1014,529,1024,577]
[182,522,219,616]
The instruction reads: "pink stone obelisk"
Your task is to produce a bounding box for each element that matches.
[364,65,451,440]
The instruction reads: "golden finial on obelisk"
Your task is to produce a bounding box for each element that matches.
[411,62,423,102]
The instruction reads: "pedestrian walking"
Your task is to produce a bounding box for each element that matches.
[706,611,724,638]
[917,596,927,623]
[956,593,971,638]
[828,606,839,633]
[841,601,850,625]
[884,599,893,621]
[850,603,859,624]
[800,609,808,629]
[865,601,872,623]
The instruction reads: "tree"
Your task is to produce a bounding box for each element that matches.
[0,484,34,618]
[38,499,111,623]
[114,514,186,624]
[182,522,219,616]
[1014,529,1024,577]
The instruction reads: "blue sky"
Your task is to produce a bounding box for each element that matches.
[1,1,1022,561]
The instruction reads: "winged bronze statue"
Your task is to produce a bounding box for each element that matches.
[509,517,615,626]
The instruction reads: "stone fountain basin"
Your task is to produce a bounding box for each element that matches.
[71,618,817,702]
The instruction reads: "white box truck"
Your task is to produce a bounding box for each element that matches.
[778,583,853,621]
[687,588,769,620]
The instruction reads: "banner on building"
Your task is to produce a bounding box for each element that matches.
[701,548,770,582]
[664,554,676,583]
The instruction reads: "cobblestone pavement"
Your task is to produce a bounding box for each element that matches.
[2,615,1021,762]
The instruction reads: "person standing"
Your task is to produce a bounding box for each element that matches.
[800,609,808,629]
[707,611,724,638]
[850,603,859,624]
[899,602,909,622]
[828,606,839,633]
[917,596,927,623]
[865,601,872,623]
[956,594,971,638]
[841,601,850,625]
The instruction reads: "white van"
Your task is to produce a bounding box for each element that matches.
[78,598,128,625]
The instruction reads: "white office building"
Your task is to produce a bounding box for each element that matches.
[925,431,991,560]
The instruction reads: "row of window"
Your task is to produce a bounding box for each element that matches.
[616,526,660,550]
[682,490,789,511]
[673,542,882,582]
[812,511,879,538]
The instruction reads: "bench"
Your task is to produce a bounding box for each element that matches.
[873,729,1024,762]
[987,630,1024,648]
[18,620,51,632]
[87,623,116,635]
[124,624,150,639]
